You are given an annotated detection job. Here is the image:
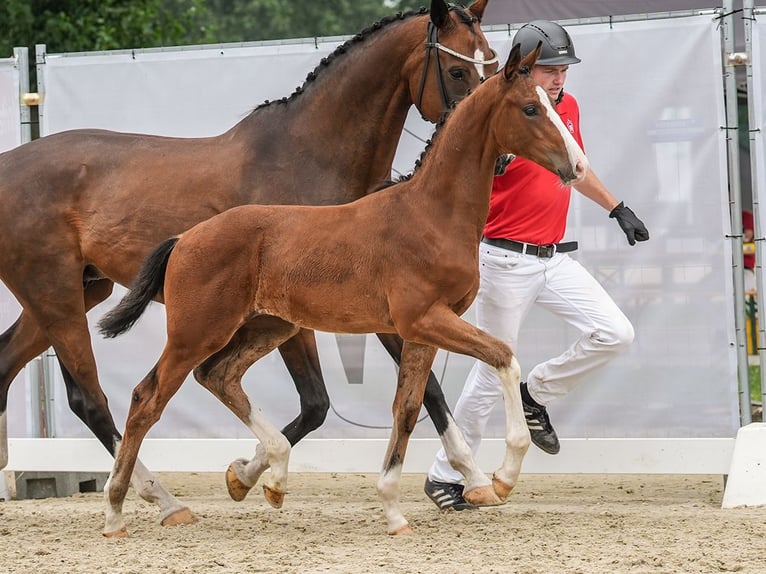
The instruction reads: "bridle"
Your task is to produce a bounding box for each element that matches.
[416,14,499,120]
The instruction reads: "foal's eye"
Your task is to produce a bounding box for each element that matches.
[449,69,466,81]
[523,105,538,117]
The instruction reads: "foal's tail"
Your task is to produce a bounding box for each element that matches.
[98,236,180,338]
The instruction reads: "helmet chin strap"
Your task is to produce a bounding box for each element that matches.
[555,89,565,105]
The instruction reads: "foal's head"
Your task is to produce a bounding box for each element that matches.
[411,0,498,121]
[490,43,589,185]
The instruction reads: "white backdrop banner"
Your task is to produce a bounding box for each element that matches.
[0,55,21,153]
[0,54,30,439]
[7,13,736,443]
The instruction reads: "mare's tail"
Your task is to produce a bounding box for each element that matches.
[98,237,180,338]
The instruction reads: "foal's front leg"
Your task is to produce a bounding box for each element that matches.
[401,304,530,501]
[488,356,528,499]
[376,333,498,502]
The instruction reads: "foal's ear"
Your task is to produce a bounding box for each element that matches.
[521,41,543,70]
[503,43,522,80]
[430,0,451,29]
[468,0,488,21]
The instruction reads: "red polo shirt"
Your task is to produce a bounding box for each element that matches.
[483,92,584,245]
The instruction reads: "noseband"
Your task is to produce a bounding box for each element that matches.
[416,14,499,120]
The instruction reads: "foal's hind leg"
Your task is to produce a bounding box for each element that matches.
[192,316,300,506]
[378,341,438,535]
[105,345,203,537]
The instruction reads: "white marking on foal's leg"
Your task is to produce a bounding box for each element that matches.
[440,416,502,506]
[439,417,491,493]
[377,465,411,535]
[0,411,8,469]
[493,357,530,498]
[130,459,191,523]
[103,441,127,536]
[245,407,291,503]
[230,442,270,491]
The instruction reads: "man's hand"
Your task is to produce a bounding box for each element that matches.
[609,201,649,246]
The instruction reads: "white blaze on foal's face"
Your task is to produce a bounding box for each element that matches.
[533,85,589,181]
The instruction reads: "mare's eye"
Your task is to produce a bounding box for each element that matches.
[523,105,537,117]
[449,69,466,81]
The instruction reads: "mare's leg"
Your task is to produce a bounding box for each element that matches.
[376,333,493,496]
[377,341,437,535]
[0,311,51,468]
[395,304,529,500]
[192,316,300,505]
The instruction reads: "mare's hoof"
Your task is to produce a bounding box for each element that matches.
[103,528,129,539]
[463,484,503,506]
[389,524,414,536]
[263,484,285,509]
[161,507,199,527]
[491,474,514,501]
[226,463,253,502]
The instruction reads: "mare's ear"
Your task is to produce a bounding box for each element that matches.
[521,41,542,70]
[431,0,451,29]
[503,43,522,81]
[468,0,488,21]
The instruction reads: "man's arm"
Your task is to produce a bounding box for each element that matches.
[574,168,650,246]
[573,167,620,211]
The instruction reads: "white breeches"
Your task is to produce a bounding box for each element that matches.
[429,242,634,483]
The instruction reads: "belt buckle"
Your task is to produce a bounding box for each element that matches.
[538,244,555,258]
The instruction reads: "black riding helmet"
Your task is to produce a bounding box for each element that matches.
[512,20,581,66]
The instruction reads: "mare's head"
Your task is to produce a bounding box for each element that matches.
[412,0,498,121]
[489,43,589,185]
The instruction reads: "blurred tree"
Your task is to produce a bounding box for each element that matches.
[0,0,212,56]
[199,0,424,43]
[0,0,426,57]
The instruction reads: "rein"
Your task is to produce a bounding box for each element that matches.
[416,16,498,120]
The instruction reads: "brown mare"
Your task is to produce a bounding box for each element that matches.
[98,43,588,537]
[0,0,496,525]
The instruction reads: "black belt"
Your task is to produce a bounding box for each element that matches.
[481,236,578,258]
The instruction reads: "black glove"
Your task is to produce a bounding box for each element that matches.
[494,154,514,176]
[609,201,649,246]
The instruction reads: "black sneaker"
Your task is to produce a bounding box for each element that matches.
[424,477,477,511]
[521,382,560,455]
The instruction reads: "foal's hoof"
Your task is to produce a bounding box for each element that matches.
[226,463,253,502]
[161,507,199,527]
[463,485,503,507]
[389,524,414,536]
[263,484,285,509]
[103,527,129,539]
[491,474,514,501]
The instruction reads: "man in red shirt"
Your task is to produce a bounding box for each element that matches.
[425,20,649,510]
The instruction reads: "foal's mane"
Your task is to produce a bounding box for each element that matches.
[248,8,428,116]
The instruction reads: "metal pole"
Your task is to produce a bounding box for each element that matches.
[722,0,753,425]
[742,0,766,412]
[12,47,31,144]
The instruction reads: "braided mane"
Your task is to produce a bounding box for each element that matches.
[249,7,429,115]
